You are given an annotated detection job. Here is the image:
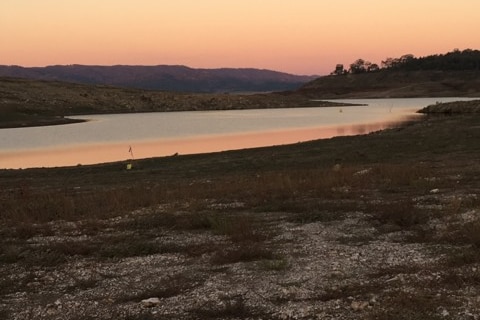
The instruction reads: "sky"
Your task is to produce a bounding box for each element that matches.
[1,0,479,75]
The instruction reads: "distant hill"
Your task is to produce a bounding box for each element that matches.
[297,49,480,98]
[0,65,317,93]
[0,77,350,128]
[297,70,480,98]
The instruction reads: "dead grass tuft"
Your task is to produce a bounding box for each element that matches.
[366,290,454,320]
[368,199,430,230]
[192,295,261,319]
[211,244,276,265]
[209,214,269,243]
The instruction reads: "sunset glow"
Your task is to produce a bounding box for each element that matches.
[2,0,479,75]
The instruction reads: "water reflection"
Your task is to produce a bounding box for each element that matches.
[0,117,417,169]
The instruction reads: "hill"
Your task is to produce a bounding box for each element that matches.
[0,65,317,93]
[296,70,480,98]
[297,49,480,98]
[0,77,350,128]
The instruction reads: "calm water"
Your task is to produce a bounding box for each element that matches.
[0,98,473,168]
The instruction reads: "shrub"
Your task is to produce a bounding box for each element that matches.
[211,244,275,265]
[368,199,429,229]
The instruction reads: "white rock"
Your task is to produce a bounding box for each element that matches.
[141,297,161,308]
[351,300,369,311]
[430,188,440,194]
[354,168,371,176]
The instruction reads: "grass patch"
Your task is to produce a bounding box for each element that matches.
[0,162,435,231]
[316,282,384,302]
[287,210,345,224]
[123,210,215,232]
[0,271,36,295]
[439,269,480,289]
[337,233,376,246]
[192,295,263,319]
[463,219,480,248]
[257,257,290,271]
[208,214,269,243]
[443,246,480,267]
[435,217,480,249]
[211,244,276,265]
[368,199,430,230]
[365,290,454,320]
[97,238,165,259]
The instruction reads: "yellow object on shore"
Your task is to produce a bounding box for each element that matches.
[126,163,132,170]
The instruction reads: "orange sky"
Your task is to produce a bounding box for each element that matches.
[1,0,479,75]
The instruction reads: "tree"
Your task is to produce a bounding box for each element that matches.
[381,57,400,69]
[349,59,367,74]
[367,63,380,72]
[399,54,415,64]
[331,64,345,75]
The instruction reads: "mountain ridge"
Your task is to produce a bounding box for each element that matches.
[0,64,317,93]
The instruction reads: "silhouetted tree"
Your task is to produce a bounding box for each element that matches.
[349,59,367,74]
[340,49,480,75]
[367,63,380,72]
[331,64,345,75]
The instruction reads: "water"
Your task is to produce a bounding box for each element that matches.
[0,98,472,168]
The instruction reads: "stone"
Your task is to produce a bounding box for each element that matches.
[440,308,450,317]
[141,297,161,308]
[351,300,369,311]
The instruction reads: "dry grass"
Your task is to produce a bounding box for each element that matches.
[211,244,276,265]
[366,290,452,320]
[367,199,431,232]
[0,162,434,227]
[191,295,264,319]
[0,162,438,270]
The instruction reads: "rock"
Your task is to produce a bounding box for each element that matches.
[440,308,450,317]
[45,304,57,315]
[351,300,369,311]
[141,297,162,308]
[430,188,440,194]
[354,168,371,176]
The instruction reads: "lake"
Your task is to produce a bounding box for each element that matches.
[0,98,472,169]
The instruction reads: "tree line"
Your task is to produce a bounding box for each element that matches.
[331,49,480,75]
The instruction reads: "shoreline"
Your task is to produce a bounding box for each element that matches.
[0,100,361,130]
[2,96,476,130]
[1,114,421,170]
[0,116,86,129]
